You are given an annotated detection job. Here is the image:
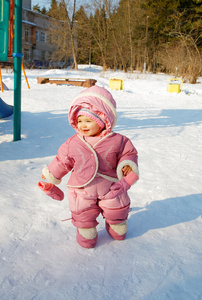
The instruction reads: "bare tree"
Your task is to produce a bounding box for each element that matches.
[104,0,127,71]
[49,0,78,70]
[85,1,110,71]
[67,0,78,70]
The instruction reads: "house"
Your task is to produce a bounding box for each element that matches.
[22,0,59,68]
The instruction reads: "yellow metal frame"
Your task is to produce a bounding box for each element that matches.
[167,78,183,93]
[0,67,4,92]
[21,63,30,89]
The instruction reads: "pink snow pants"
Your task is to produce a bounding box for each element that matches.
[68,175,130,228]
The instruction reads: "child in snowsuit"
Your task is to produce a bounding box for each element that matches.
[41,86,139,248]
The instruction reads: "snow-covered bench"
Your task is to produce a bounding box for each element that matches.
[37,77,97,88]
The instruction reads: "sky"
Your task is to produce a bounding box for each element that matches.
[32,0,51,9]
[31,0,90,10]
[31,0,119,11]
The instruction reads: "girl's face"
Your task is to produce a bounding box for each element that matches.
[77,115,101,136]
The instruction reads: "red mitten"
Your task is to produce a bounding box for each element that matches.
[38,181,64,201]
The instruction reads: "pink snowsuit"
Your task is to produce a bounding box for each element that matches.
[45,86,139,229]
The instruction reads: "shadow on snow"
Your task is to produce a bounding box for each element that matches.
[128,193,202,238]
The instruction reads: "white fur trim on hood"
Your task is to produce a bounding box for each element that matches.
[72,91,117,128]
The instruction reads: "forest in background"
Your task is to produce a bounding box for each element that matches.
[33,0,202,83]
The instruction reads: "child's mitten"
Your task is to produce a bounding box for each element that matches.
[101,172,139,200]
[123,171,139,186]
[38,181,64,201]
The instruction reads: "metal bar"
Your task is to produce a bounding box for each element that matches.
[0,67,4,92]
[13,0,22,141]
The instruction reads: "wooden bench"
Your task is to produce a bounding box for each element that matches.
[37,77,97,87]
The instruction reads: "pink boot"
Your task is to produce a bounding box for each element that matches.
[106,221,128,240]
[38,181,64,201]
[76,227,98,248]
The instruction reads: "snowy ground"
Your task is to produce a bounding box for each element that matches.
[0,65,202,300]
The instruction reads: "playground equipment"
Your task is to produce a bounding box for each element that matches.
[0,67,6,92]
[167,78,183,93]
[0,0,23,141]
[21,63,30,89]
[0,0,9,62]
[0,97,13,118]
[109,78,123,90]
[0,81,9,92]
[0,0,30,91]
[0,62,30,92]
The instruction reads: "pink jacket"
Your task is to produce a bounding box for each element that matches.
[43,86,139,188]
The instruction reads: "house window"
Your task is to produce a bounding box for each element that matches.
[25,27,29,42]
[40,32,46,42]
[24,48,31,61]
[33,49,39,60]
[36,30,39,42]
[48,33,53,44]
[41,50,46,61]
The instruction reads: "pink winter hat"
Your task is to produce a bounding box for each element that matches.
[68,85,118,134]
[76,108,105,129]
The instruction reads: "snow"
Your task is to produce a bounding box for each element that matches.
[0,65,202,300]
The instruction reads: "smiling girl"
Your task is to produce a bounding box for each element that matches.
[41,86,139,248]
